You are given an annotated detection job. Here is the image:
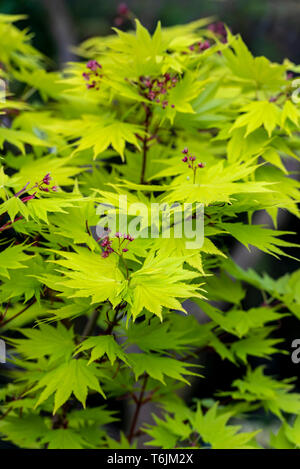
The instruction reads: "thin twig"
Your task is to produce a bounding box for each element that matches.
[0,303,9,323]
[140,106,151,184]
[0,298,36,328]
[105,304,125,335]
[0,216,23,232]
[0,407,13,421]
[128,374,149,443]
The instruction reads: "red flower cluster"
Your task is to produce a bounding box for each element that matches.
[115,232,134,242]
[181,148,205,183]
[0,173,59,233]
[189,40,211,53]
[83,60,103,90]
[138,73,178,109]
[13,173,58,205]
[100,236,114,258]
[39,173,58,193]
[100,232,134,258]
[208,22,227,43]
[117,3,129,16]
[114,3,130,26]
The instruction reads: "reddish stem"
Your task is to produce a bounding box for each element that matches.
[128,374,149,443]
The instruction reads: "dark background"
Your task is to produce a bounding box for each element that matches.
[0,0,300,448]
[1,0,300,65]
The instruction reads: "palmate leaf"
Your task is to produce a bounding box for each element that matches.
[8,154,82,188]
[223,258,291,296]
[199,302,285,338]
[144,402,258,449]
[25,196,80,224]
[218,222,299,258]
[228,262,300,317]
[0,415,48,449]
[208,334,236,364]
[68,406,118,426]
[0,195,30,222]
[0,254,53,302]
[106,432,137,450]
[262,148,287,174]
[128,251,204,320]
[49,205,98,251]
[10,323,75,363]
[281,100,300,130]
[47,298,94,321]
[222,31,286,91]
[41,429,86,450]
[0,165,13,200]
[116,20,166,59]
[0,244,32,278]
[281,416,300,448]
[114,175,271,212]
[230,328,284,363]
[144,413,191,449]
[49,247,125,304]
[72,115,143,160]
[225,127,271,163]
[230,100,282,137]
[251,165,300,223]
[32,358,105,414]
[175,79,230,129]
[191,403,258,449]
[128,353,201,384]
[153,153,263,182]
[124,315,210,353]
[163,175,274,206]
[0,127,48,154]
[152,234,227,274]
[209,326,284,364]
[0,14,42,71]
[220,367,300,419]
[163,72,204,116]
[270,425,295,449]
[0,193,81,225]
[76,335,129,365]
[109,20,168,78]
[200,271,245,304]
[12,68,68,101]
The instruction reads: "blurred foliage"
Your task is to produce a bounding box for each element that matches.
[1,0,300,64]
[0,0,299,449]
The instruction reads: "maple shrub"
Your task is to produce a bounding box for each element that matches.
[0,13,300,450]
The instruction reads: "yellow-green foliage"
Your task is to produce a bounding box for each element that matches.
[0,16,299,449]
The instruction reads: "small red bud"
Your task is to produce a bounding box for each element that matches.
[117,3,129,16]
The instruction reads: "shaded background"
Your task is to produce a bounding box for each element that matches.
[0,0,300,448]
[1,0,300,65]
